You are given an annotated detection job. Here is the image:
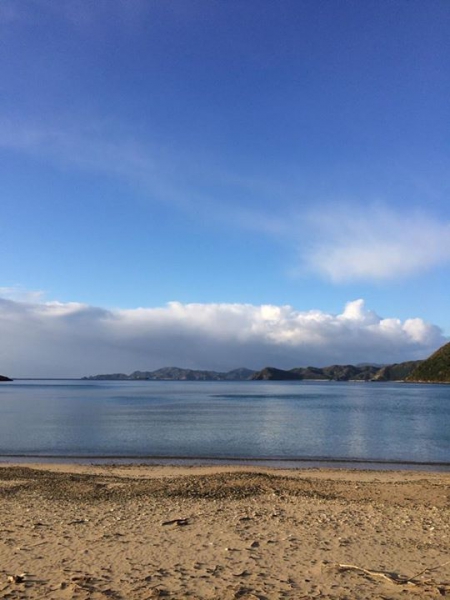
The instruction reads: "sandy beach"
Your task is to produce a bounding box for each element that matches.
[0,464,449,599]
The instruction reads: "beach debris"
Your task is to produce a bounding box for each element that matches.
[161,517,189,526]
[336,563,410,584]
[68,518,89,525]
[403,560,450,584]
[336,559,450,586]
[233,587,260,599]
[7,573,26,584]
[148,587,169,597]
[32,521,46,529]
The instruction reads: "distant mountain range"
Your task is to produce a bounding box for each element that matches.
[82,367,255,381]
[0,375,12,382]
[83,360,426,382]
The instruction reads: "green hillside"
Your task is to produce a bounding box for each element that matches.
[251,361,419,381]
[407,342,450,383]
[371,361,423,382]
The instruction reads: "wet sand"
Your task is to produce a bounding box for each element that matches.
[0,464,449,599]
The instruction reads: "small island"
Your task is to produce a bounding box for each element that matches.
[0,374,12,382]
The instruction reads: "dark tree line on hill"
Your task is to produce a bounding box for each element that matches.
[83,342,450,382]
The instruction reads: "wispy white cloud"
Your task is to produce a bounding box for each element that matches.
[0,116,289,232]
[2,118,450,284]
[301,205,450,282]
[0,295,445,378]
[0,118,156,185]
[0,286,46,303]
[0,116,204,214]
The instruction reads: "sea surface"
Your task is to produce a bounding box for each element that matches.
[0,380,449,469]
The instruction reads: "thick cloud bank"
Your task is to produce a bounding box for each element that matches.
[0,297,446,378]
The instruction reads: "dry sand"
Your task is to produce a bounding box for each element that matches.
[0,463,449,599]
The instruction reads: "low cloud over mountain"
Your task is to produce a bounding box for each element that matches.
[0,296,446,379]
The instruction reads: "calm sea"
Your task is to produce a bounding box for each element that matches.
[0,380,449,469]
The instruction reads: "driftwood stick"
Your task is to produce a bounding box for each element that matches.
[161,518,189,526]
[337,559,450,586]
[405,559,450,583]
[337,564,403,584]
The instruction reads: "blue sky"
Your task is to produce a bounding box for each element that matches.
[0,1,449,376]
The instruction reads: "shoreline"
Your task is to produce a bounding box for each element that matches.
[0,463,449,599]
[1,454,450,472]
